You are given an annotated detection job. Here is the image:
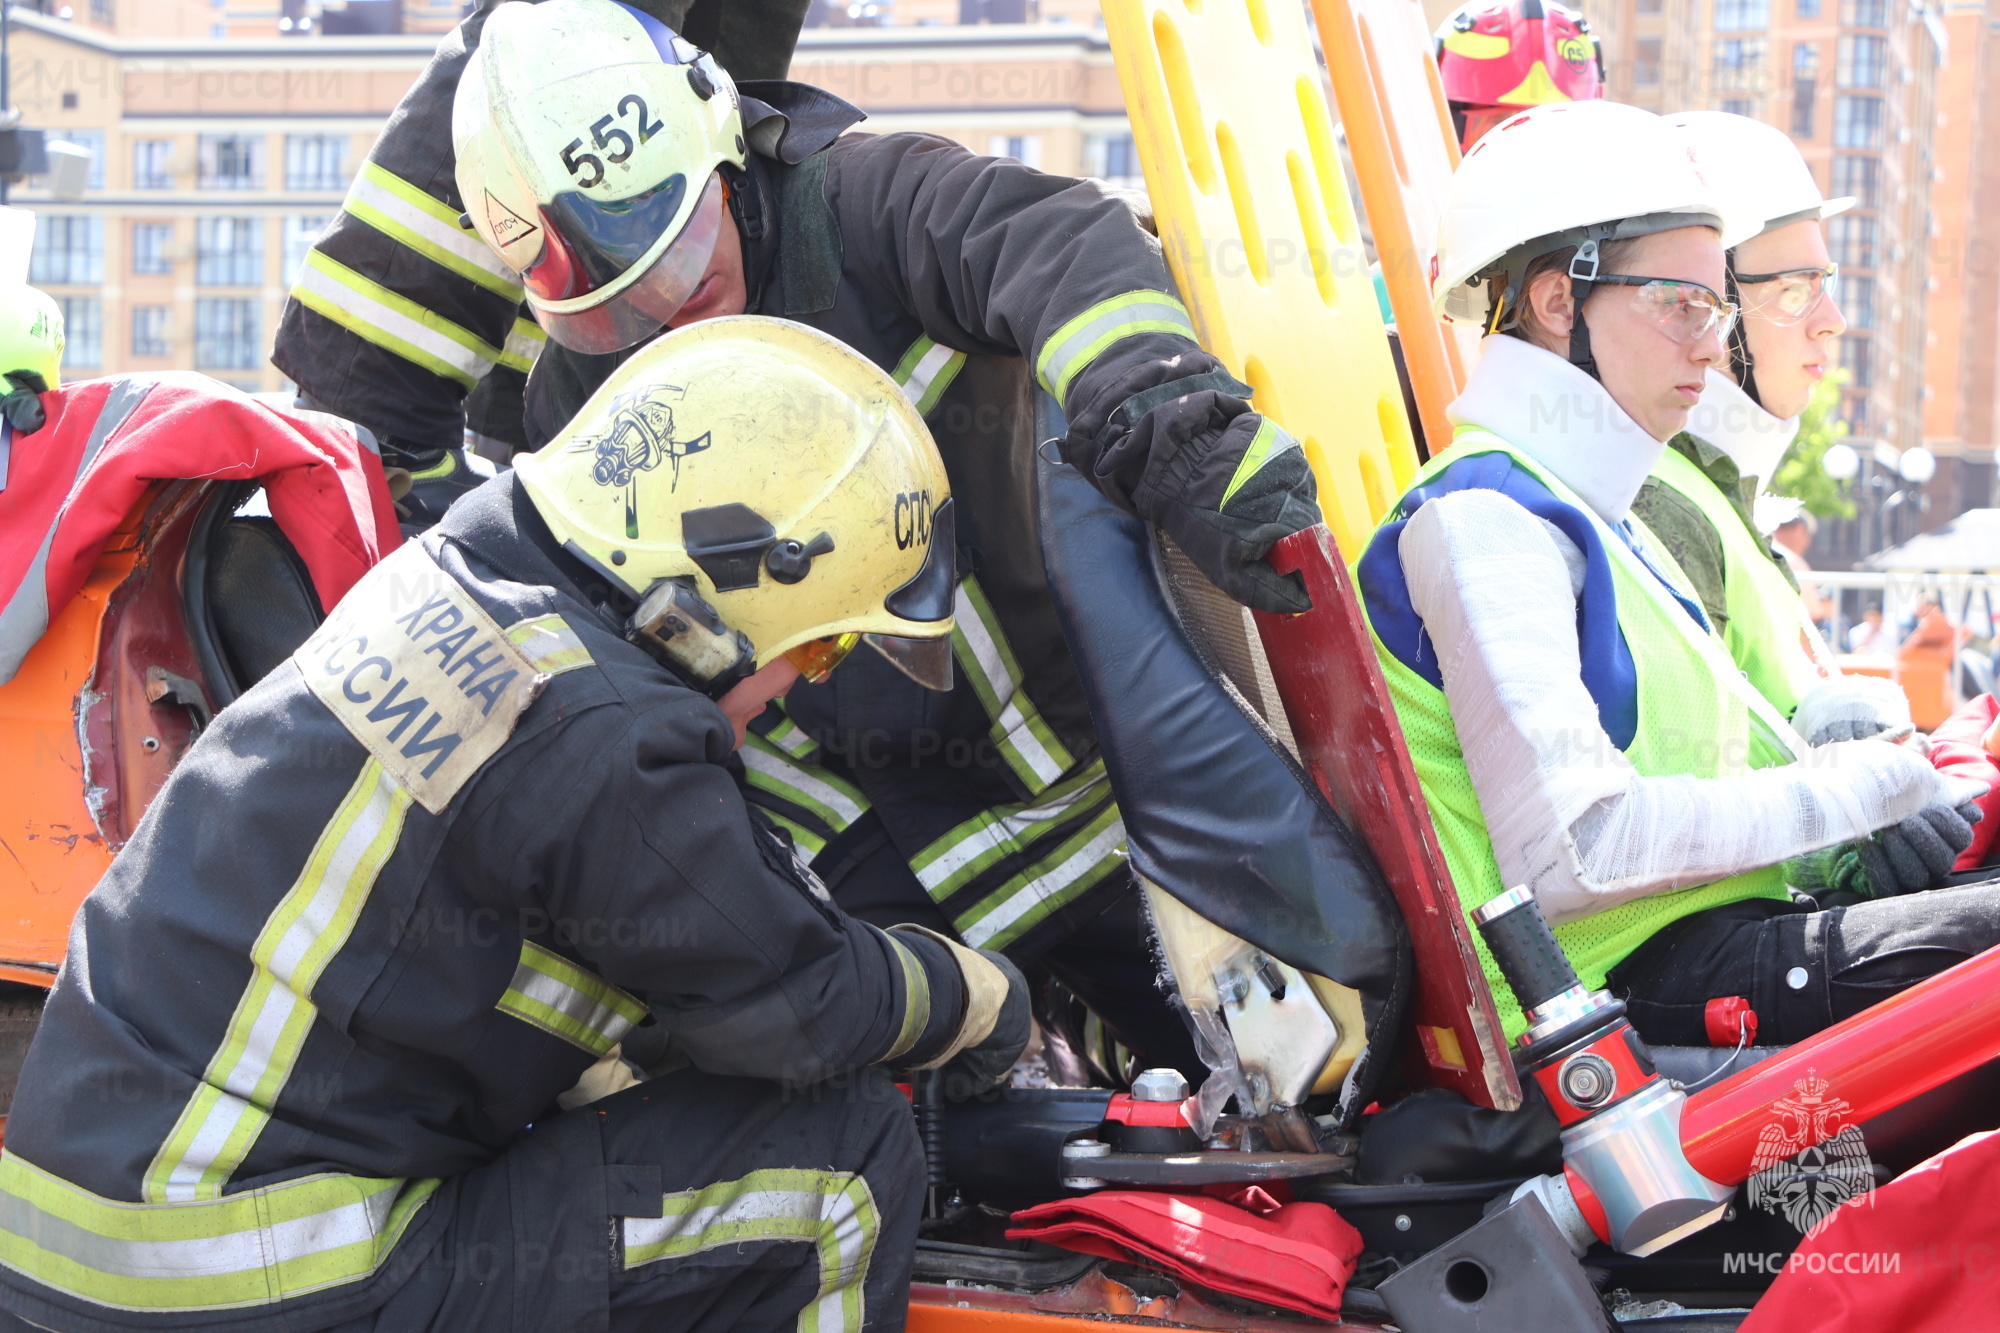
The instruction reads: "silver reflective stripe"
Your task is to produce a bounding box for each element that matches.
[740,740,868,831]
[502,317,547,375]
[913,765,1109,898]
[951,579,1072,793]
[621,1168,879,1333]
[343,162,524,298]
[496,941,645,1056]
[1034,291,1197,405]
[145,761,413,1202]
[0,377,156,685]
[957,811,1127,951]
[294,252,500,389]
[891,336,966,417]
[504,613,592,675]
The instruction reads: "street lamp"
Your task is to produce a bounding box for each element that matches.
[1823,442,1861,482]
[1898,446,1937,486]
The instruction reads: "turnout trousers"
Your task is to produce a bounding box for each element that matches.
[0,1068,922,1333]
[343,1066,925,1333]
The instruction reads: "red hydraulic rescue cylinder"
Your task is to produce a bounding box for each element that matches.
[1680,942,2000,1186]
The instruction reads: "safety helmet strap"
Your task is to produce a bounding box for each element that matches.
[722,158,775,313]
[1565,237,1603,381]
[1725,260,1761,406]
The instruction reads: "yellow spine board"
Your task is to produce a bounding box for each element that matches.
[1309,0,1482,456]
[1100,0,1419,559]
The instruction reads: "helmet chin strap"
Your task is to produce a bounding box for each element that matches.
[1566,239,1603,383]
[1725,262,1762,406]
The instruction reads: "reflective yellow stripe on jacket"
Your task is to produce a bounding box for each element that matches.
[1034,291,1197,406]
[497,942,646,1057]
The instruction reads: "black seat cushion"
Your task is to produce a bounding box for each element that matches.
[205,517,323,695]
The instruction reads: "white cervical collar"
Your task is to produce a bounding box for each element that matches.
[1684,369,1800,493]
[1445,335,1667,525]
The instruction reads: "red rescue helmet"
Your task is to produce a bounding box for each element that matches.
[1434,0,1604,152]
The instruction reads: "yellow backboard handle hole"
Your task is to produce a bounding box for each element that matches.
[1294,76,1358,248]
[1155,13,1218,196]
[1379,394,1418,490]
[1215,123,1269,286]
[1286,150,1338,307]
[1180,0,1204,11]
[1246,0,1274,45]
[1357,443,1390,522]
[1243,354,1282,424]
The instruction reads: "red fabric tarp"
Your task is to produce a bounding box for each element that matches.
[1008,1186,1364,1320]
[1739,1128,2000,1332]
[0,374,401,684]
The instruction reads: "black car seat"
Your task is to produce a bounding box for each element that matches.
[183,481,325,708]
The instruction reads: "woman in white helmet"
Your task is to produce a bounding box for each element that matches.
[1357,100,1993,1049]
[1628,111,1981,899]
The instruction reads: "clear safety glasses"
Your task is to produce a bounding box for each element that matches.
[1733,263,1839,325]
[1591,275,1740,345]
[524,171,727,355]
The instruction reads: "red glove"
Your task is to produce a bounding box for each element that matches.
[1928,693,2000,872]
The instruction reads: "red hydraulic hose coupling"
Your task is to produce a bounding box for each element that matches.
[1681,942,2000,1186]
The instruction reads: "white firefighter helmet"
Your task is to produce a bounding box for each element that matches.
[1663,110,1855,236]
[453,0,746,355]
[1432,100,1761,327]
[514,316,957,694]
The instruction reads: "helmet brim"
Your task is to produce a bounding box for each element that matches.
[865,632,955,692]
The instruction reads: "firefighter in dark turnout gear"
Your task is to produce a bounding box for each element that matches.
[0,320,1030,1333]
[272,0,1322,1070]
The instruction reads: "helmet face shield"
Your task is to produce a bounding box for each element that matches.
[532,171,726,354]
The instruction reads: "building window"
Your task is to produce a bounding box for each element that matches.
[284,215,330,285]
[90,0,114,21]
[1832,154,1880,208]
[197,217,264,287]
[1837,34,1887,89]
[1840,0,1887,25]
[58,296,102,368]
[1637,0,1663,13]
[195,298,261,370]
[132,222,174,275]
[1713,38,1767,92]
[1715,0,1769,31]
[131,305,171,358]
[27,215,105,285]
[1797,0,1821,15]
[1792,44,1819,136]
[1829,213,1878,268]
[1720,97,1760,116]
[133,140,173,190]
[1843,273,1875,329]
[198,135,265,191]
[1085,133,1142,188]
[1841,334,1871,388]
[1634,37,1664,86]
[988,135,1043,169]
[1833,95,1884,148]
[284,135,348,192]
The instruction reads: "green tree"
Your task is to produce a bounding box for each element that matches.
[1769,370,1857,520]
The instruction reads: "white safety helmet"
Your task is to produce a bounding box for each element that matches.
[1432,100,1761,329]
[454,0,746,355]
[1662,111,1854,236]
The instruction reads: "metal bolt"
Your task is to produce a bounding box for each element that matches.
[1061,1138,1111,1190]
[1394,1214,1413,1232]
[1215,970,1250,1007]
[140,736,160,753]
[1131,1068,1189,1103]
[1559,1052,1617,1108]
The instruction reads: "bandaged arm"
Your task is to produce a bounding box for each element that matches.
[1399,489,1972,924]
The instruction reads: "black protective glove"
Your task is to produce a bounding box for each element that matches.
[1856,801,1983,895]
[939,949,1032,1096]
[2,370,50,435]
[1061,355,1322,614]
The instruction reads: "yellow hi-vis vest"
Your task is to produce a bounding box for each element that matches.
[1648,445,1835,719]
[1367,431,1801,1038]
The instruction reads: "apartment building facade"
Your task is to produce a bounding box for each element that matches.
[6,9,432,390]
